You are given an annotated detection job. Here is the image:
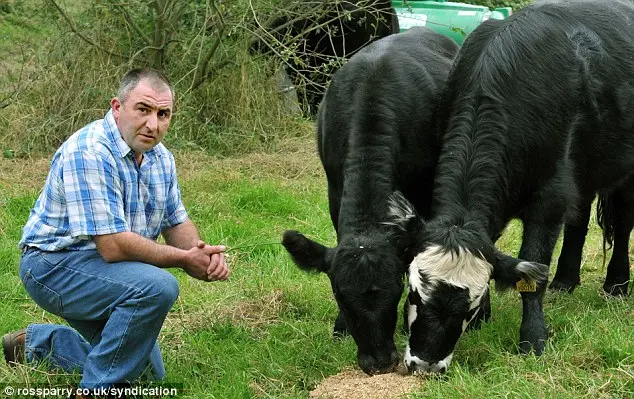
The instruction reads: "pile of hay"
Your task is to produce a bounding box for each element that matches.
[309,365,421,399]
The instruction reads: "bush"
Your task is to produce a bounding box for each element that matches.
[0,0,313,157]
[0,0,16,14]
[0,0,536,157]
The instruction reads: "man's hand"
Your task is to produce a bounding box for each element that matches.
[182,240,229,282]
[197,240,230,281]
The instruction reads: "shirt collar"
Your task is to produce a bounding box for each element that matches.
[103,109,159,165]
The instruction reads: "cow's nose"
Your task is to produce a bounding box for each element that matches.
[358,352,397,375]
[405,358,424,374]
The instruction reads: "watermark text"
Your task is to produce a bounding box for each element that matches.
[3,384,181,398]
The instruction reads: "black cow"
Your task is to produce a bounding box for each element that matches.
[386,0,634,374]
[281,27,459,375]
[249,0,399,117]
[551,174,634,296]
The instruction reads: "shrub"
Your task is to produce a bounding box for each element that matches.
[0,0,313,156]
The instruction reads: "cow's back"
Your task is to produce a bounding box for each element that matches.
[318,27,459,227]
[435,0,634,222]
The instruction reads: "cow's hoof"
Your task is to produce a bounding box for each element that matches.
[519,323,547,356]
[333,328,350,340]
[603,281,629,297]
[549,278,579,293]
[519,339,546,356]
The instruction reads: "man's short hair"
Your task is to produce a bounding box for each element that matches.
[117,68,174,103]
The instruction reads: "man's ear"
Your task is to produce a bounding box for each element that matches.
[111,97,121,118]
[282,230,334,274]
[493,250,550,291]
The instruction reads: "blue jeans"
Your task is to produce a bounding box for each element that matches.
[19,247,179,389]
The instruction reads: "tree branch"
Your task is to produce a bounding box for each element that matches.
[47,0,127,60]
[192,0,226,90]
[107,0,153,46]
[166,0,188,32]
[0,52,27,109]
[148,0,168,68]
[247,0,331,53]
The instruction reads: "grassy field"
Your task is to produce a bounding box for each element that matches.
[3,0,632,397]
[0,135,633,398]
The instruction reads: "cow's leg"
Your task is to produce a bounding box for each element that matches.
[516,177,567,355]
[603,224,632,296]
[549,200,592,293]
[326,184,341,233]
[326,185,348,337]
[333,311,349,338]
[517,217,560,355]
[402,297,409,335]
[602,179,634,296]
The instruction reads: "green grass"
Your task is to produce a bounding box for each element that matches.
[0,137,633,398]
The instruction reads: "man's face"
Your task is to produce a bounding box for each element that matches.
[111,79,173,162]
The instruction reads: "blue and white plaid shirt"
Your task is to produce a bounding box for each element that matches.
[19,109,188,251]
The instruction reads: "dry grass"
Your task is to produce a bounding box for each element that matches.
[172,135,321,183]
[0,134,320,190]
[309,365,422,399]
[0,156,50,193]
[165,289,287,335]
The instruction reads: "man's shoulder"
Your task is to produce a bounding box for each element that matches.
[59,118,116,161]
[153,143,177,164]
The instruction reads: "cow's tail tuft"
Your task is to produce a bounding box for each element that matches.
[596,190,615,270]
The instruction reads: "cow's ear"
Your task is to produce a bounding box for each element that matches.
[282,230,334,274]
[492,251,550,291]
[384,191,425,238]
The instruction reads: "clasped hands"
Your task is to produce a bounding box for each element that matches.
[185,240,230,282]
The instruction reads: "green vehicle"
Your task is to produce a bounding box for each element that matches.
[392,0,512,44]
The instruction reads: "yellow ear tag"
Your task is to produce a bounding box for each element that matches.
[516,279,537,292]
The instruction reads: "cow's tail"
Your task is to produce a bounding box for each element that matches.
[596,190,615,270]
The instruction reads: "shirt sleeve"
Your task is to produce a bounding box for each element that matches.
[162,155,188,230]
[62,150,129,237]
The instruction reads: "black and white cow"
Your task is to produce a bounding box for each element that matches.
[249,0,399,117]
[282,27,459,375]
[386,0,634,374]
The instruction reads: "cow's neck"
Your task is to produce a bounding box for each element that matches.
[431,116,511,238]
[339,136,396,233]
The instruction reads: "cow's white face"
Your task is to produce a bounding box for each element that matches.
[404,245,492,374]
[404,347,454,374]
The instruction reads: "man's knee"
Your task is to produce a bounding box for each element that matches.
[141,270,180,310]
